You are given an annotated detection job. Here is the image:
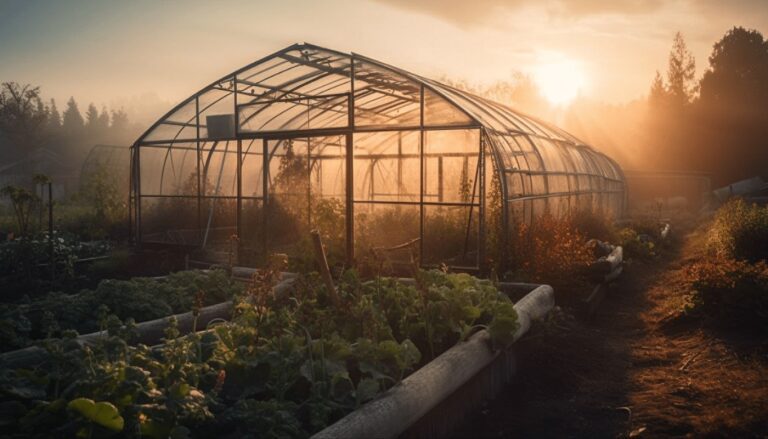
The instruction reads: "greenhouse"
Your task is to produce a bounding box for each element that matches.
[130,43,626,272]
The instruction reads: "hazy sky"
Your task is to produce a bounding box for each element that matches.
[1,0,766,120]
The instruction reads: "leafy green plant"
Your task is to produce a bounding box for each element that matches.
[0,269,519,438]
[0,269,241,352]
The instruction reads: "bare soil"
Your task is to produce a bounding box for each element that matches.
[454,224,768,438]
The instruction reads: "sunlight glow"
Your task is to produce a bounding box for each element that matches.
[533,56,587,107]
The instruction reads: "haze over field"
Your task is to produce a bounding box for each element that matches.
[2,0,767,111]
[1,0,768,185]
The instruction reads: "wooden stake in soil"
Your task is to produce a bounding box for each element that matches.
[311,230,340,307]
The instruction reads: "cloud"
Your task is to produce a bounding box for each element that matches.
[369,0,524,27]
[371,0,666,27]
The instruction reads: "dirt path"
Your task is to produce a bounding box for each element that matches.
[453,227,768,438]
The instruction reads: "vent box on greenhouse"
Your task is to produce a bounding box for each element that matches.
[206,114,235,139]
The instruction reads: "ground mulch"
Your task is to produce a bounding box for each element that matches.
[453,224,768,438]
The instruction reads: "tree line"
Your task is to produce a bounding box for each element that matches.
[565,26,768,186]
[451,26,768,187]
[0,84,140,165]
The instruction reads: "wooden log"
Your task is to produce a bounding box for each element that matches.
[312,284,555,439]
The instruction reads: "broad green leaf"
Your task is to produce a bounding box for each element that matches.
[67,398,124,431]
[356,378,380,404]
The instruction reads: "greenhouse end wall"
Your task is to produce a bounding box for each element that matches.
[130,43,626,273]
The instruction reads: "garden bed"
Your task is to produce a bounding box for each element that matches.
[0,269,550,438]
[0,269,243,352]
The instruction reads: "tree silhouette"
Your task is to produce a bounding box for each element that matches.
[47,98,61,131]
[0,82,48,160]
[696,27,768,184]
[648,70,668,108]
[699,27,768,111]
[62,97,84,136]
[667,32,697,106]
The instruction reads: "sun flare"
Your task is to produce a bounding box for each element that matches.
[534,57,587,107]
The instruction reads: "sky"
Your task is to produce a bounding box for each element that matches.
[1,0,766,123]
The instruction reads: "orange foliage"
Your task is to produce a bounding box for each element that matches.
[509,213,592,293]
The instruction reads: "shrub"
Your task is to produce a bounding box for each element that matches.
[0,270,519,438]
[685,257,768,329]
[570,209,617,243]
[0,269,242,351]
[616,227,657,260]
[508,213,592,293]
[708,198,768,262]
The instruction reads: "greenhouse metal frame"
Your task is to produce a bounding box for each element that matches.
[130,42,626,272]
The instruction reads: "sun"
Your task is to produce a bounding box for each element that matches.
[533,56,587,107]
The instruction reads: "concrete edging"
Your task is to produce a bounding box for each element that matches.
[312,284,555,439]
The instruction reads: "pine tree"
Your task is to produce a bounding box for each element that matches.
[97,106,110,132]
[667,32,696,106]
[47,98,61,131]
[85,103,99,128]
[648,70,668,108]
[62,97,84,136]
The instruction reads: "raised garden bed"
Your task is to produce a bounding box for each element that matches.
[0,270,552,438]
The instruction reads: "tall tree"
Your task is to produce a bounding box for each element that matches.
[97,106,110,132]
[47,98,61,131]
[667,32,697,106]
[699,27,768,109]
[696,27,768,184]
[62,97,84,137]
[84,103,99,128]
[0,82,48,160]
[648,70,668,108]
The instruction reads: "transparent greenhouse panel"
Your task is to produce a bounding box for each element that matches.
[238,94,349,133]
[139,145,198,196]
[140,196,200,245]
[200,143,238,197]
[353,131,420,202]
[423,129,480,204]
[550,195,570,217]
[143,123,199,143]
[142,99,199,143]
[505,171,526,199]
[309,136,347,265]
[236,57,290,88]
[264,136,347,266]
[200,197,237,250]
[509,136,543,171]
[354,60,420,127]
[489,134,529,171]
[423,205,478,267]
[568,175,580,193]
[239,198,266,266]
[423,88,474,127]
[311,137,346,199]
[197,87,236,141]
[547,175,570,194]
[530,175,547,196]
[264,138,309,260]
[354,203,420,268]
[532,138,569,173]
[240,140,264,198]
[532,198,548,218]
